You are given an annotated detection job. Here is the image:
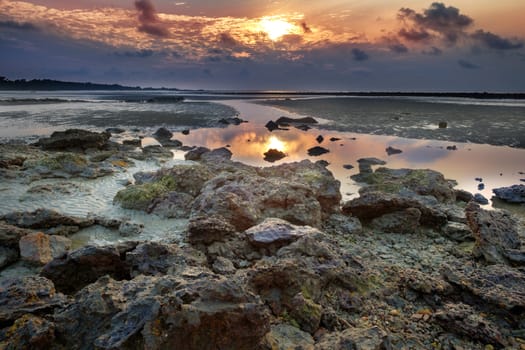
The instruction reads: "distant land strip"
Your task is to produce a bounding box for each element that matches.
[0,77,524,99]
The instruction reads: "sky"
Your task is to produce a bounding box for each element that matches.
[0,0,524,91]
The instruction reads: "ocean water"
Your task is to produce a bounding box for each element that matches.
[0,91,524,247]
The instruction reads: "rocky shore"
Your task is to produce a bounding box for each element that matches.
[1,129,525,349]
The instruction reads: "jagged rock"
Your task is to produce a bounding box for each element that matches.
[263,149,286,163]
[370,208,421,234]
[0,276,65,323]
[435,303,508,347]
[265,121,280,132]
[386,146,402,156]
[19,232,71,265]
[245,218,319,250]
[442,221,473,242]
[492,184,525,203]
[187,215,237,245]
[263,324,314,350]
[443,264,525,310]
[323,214,363,235]
[307,146,329,157]
[315,326,391,350]
[275,116,318,125]
[316,135,324,144]
[41,245,132,294]
[465,202,521,264]
[0,246,18,269]
[343,191,447,229]
[356,157,387,176]
[473,193,489,205]
[289,292,322,334]
[118,220,144,237]
[0,222,33,247]
[53,274,270,350]
[184,146,210,160]
[36,129,111,150]
[200,147,232,162]
[147,191,194,218]
[2,208,93,230]
[211,256,236,275]
[455,189,473,203]
[0,314,55,349]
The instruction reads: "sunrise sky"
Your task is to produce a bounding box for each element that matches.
[1,0,524,90]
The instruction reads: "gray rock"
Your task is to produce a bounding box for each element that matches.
[356,157,387,175]
[443,221,473,242]
[0,276,66,323]
[184,146,210,160]
[465,202,521,264]
[212,256,236,275]
[36,129,110,150]
[455,189,473,202]
[153,127,173,140]
[473,193,489,205]
[147,191,194,218]
[200,147,233,162]
[105,127,125,134]
[289,292,322,334]
[187,215,237,245]
[263,324,314,350]
[0,222,33,247]
[493,184,525,203]
[323,214,363,235]
[118,220,144,237]
[0,246,18,269]
[2,208,93,230]
[371,208,421,234]
[245,218,318,249]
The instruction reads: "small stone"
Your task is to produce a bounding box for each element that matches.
[265,121,279,132]
[329,137,341,142]
[447,145,458,151]
[343,164,354,170]
[181,129,190,135]
[316,135,324,144]
[307,146,329,157]
[386,146,402,156]
[438,121,448,128]
[478,183,485,191]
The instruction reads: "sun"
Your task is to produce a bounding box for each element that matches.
[259,17,295,41]
[266,136,287,151]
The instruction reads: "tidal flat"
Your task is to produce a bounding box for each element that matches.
[0,92,524,349]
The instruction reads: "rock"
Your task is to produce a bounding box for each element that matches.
[465,202,521,264]
[0,276,65,323]
[0,222,33,247]
[434,303,508,347]
[275,116,318,125]
[446,145,457,151]
[187,215,237,245]
[0,314,55,349]
[473,193,489,205]
[330,137,341,142]
[219,117,245,125]
[370,208,421,234]
[122,139,141,147]
[295,124,311,131]
[0,246,18,269]
[142,145,173,158]
[2,208,93,231]
[211,256,236,275]
[492,184,525,203]
[105,127,125,134]
[147,191,194,218]
[315,326,391,350]
[401,268,453,295]
[118,220,144,237]
[477,183,485,191]
[438,121,448,128]
[263,324,314,350]
[455,189,473,203]
[153,127,173,139]
[181,129,190,135]
[289,292,322,334]
[316,135,324,144]
[343,164,354,170]
[22,152,113,179]
[323,214,362,235]
[442,221,473,242]
[200,147,232,162]
[184,146,210,160]
[245,218,316,249]
[444,264,525,310]
[263,149,287,163]
[265,121,279,132]
[386,146,402,156]
[36,129,110,150]
[19,233,71,265]
[356,157,387,176]
[41,245,131,294]
[53,274,270,350]
[343,191,447,229]
[307,146,329,157]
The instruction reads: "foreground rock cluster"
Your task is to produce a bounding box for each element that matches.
[1,130,525,349]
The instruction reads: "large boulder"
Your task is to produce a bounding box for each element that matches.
[36,129,111,150]
[465,202,522,264]
[53,273,270,350]
[40,245,132,294]
[492,184,525,204]
[0,276,65,324]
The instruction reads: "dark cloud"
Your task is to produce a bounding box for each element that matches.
[351,48,369,61]
[471,30,524,50]
[422,47,443,56]
[0,20,38,31]
[301,22,312,34]
[115,49,154,58]
[134,0,170,37]
[458,59,479,69]
[390,44,409,53]
[398,28,430,41]
[398,2,473,43]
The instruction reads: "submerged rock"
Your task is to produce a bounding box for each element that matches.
[36,129,111,150]
[492,184,525,204]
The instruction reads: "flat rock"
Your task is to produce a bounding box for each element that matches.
[245,218,318,249]
[0,276,66,323]
[2,208,93,230]
[492,184,525,203]
[184,146,211,160]
[442,221,473,242]
[147,191,194,218]
[386,146,403,156]
[307,146,329,156]
[275,116,318,124]
[263,149,287,163]
[36,129,110,150]
[153,127,173,139]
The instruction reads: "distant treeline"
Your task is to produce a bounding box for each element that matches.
[0,77,179,91]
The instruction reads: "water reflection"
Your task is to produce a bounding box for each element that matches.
[175,112,525,212]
